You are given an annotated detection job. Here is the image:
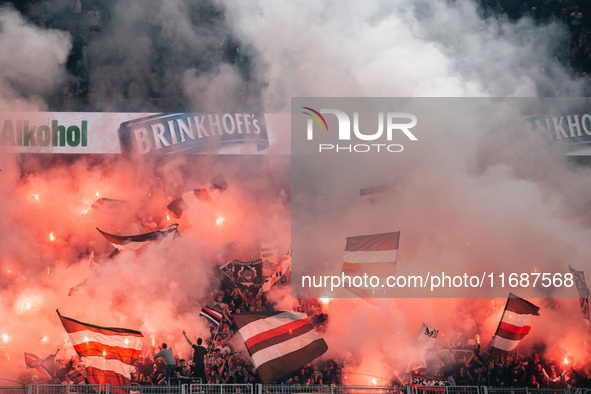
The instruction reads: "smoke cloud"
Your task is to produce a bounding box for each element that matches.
[1,0,591,386]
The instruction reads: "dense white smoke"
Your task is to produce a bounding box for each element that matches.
[0,5,70,110]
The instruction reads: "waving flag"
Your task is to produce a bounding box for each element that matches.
[91,198,128,214]
[167,175,228,218]
[57,310,143,386]
[219,259,263,287]
[24,352,58,380]
[261,248,292,292]
[491,293,539,354]
[96,224,180,254]
[341,232,399,298]
[69,249,98,296]
[342,231,399,277]
[406,323,439,372]
[360,181,397,200]
[416,323,439,349]
[569,265,590,325]
[199,305,223,327]
[234,311,328,383]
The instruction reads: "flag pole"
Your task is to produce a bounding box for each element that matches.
[489,293,512,359]
[206,322,221,357]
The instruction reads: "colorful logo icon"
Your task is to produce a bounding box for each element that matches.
[302,107,328,131]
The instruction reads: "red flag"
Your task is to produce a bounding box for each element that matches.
[491,293,540,354]
[24,352,57,380]
[56,310,143,386]
[233,311,328,383]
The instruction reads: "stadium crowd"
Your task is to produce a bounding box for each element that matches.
[30,268,591,389]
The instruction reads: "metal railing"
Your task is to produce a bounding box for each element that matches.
[0,388,32,394]
[0,385,588,394]
[333,386,407,394]
[104,385,185,394]
[258,385,329,394]
[190,384,253,394]
[485,389,575,394]
[416,387,480,394]
[36,385,101,394]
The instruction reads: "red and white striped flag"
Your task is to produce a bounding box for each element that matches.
[234,311,328,383]
[57,310,143,386]
[96,224,180,254]
[167,175,228,218]
[491,293,540,354]
[342,231,399,278]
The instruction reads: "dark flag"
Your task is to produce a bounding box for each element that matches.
[569,265,590,325]
[359,181,397,199]
[491,293,539,355]
[233,311,328,383]
[96,224,180,254]
[219,259,263,288]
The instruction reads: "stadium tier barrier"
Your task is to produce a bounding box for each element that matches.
[1,385,590,394]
